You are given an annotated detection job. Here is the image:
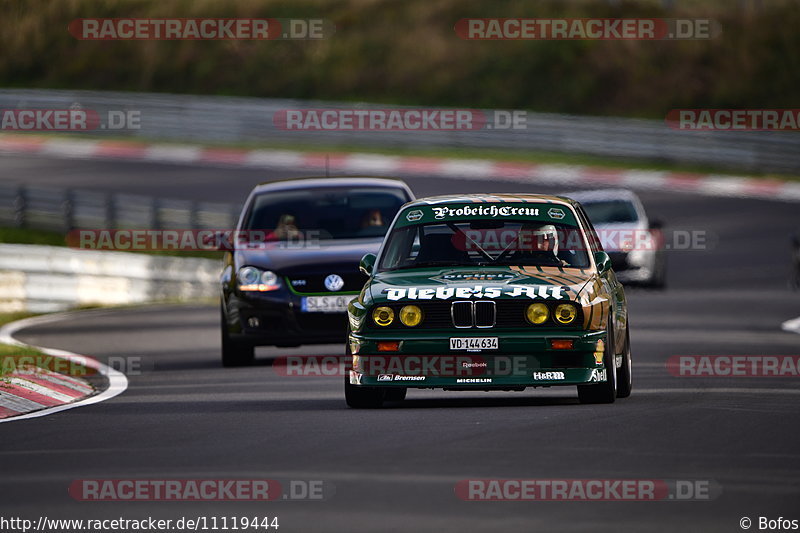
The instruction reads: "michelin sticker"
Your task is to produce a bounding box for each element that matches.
[435,272,517,282]
[548,208,565,220]
[384,284,566,301]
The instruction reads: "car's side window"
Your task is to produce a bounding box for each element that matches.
[575,205,602,253]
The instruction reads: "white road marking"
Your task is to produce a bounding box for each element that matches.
[781,316,800,334]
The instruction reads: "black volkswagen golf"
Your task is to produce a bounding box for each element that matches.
[220,177,414,366]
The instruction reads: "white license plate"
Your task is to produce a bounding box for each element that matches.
[301,295,351,313]
[449,337,498,351]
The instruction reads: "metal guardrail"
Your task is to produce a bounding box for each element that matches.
[2,89,799,173]
[0,244,219,312]
[0,183,240,233]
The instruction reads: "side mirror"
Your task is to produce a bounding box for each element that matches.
[594,251,612,275]
[359,253,376,276]
[649,219,664,230]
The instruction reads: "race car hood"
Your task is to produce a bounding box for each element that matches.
[235,238,383,272]
[368,265,595,305]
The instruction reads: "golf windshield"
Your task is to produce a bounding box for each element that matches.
[243,187,407,241]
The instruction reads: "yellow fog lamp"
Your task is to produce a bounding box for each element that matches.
[526,303,549,325]
[554,303,577,325]
[399,305,423,327]
[373,306,395,326]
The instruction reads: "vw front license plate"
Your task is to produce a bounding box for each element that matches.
[301,296,351,313]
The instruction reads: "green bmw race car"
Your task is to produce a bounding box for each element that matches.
[345,194,632,408]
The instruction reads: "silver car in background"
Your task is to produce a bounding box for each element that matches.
[567,189,666,289]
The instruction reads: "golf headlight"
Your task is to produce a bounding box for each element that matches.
[526,303,549,325]
[260,270,278,286]
[239,266,260,285]
[238,267,280,291]
[399,305,423,327]
[373,306,394,327]
[554,303,577,324]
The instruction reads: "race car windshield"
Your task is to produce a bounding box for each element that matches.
[581,200,639,224]
[378,220,591,271]
[243,187,407,241]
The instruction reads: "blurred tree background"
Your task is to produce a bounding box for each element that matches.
[1,0,798,118]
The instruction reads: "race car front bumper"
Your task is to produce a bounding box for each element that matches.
[347,330,609,389]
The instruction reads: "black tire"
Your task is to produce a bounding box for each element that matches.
[221,306,254,367]
[649,252,667,290]
[384,388,407,402]
[343,336,384,408]
[616,323,632,399]
[344,375,384,408]
[577,322,617,404]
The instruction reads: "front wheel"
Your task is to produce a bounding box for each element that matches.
[221,306,254,367]
[577,323,617,404]
[616,323,632,399]
[344,375,384,408]
[384,388,407,402]
[343,337,384,408]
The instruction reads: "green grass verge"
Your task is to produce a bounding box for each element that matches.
[0,311,45,379]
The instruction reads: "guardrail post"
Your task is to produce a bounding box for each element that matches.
[107,193,117,229]
[14,186,27,228]
[63,189,75,231]
[190,200,199,230]
[152,197,162,230]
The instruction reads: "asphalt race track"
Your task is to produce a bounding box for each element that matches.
[1,154,799,532]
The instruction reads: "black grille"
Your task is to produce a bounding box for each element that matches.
[451,301,473,327]
[474,301,496,327]
[286,269,363,293]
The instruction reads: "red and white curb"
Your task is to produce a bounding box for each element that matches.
[0,312,128,423]
[2,134,799,203]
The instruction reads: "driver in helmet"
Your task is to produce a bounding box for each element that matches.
[516,222,568,267]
